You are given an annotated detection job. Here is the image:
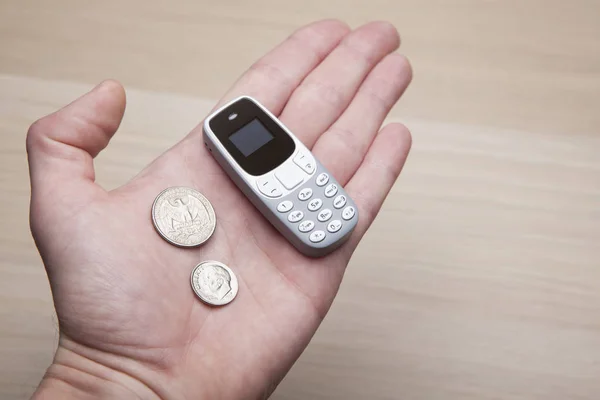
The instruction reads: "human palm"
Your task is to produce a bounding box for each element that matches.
[28,20,412,400]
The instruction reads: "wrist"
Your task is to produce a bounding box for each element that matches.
[32,339,162,400]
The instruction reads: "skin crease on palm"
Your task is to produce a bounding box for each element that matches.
[27,20,412,400]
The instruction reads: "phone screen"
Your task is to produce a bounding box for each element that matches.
[207,97,295,176]
[229,119,274,157]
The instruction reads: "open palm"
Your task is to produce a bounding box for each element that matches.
[27,20,412,400]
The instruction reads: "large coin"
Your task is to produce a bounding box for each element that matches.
[191,261,238,306]
[151,187,216,247]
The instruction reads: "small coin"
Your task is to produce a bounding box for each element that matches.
[191,261,238,306]
[151,187,216,247]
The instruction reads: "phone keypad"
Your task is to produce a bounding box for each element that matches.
[307,198,323,211]
[272,164,356,247]
[298,188,313,201]
[327,220,342,233]
[309,230,326,243]
[324,183,338,198]
[317,208,333,222]
[277,200,293,213]
[333,195,346,209]
[288,210,304,223]
[316,173,329,187]
[342,206,355,220]
[298,220,315,233]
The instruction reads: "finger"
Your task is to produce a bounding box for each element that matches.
[312,53,412,185]
[26,80,126,203]
[278,21,400,146]
[344,123,411,250]
[213,19,350,115]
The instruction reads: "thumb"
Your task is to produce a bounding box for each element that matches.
[26,80,126,205]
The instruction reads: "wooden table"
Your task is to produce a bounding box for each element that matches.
[1,1,599,398]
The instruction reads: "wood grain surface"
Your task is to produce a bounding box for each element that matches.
[1,1,599,399]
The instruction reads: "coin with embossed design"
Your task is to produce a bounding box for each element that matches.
[151,187,216,247]
[191,261,238,306]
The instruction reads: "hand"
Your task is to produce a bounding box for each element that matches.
[27,20,412,400]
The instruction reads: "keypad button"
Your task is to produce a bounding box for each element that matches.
[333,195,347,209]
[309,230,326,243]
[257,175,283,198]
[298,220,315,233]
[327,220,343,233]
[324,183,338,198]
[342,206,356,220]
[277,200,293,213]
[293,151,316,174]
[316,173,329,187]
[275,162,305,190]
[298,188,313,201]
[307,198,323,211]
[317,208,333,222]
[288,210,304,223]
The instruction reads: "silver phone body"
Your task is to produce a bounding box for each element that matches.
[203,96,358,257]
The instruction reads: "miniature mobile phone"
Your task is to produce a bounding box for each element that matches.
[203,96,358,257]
